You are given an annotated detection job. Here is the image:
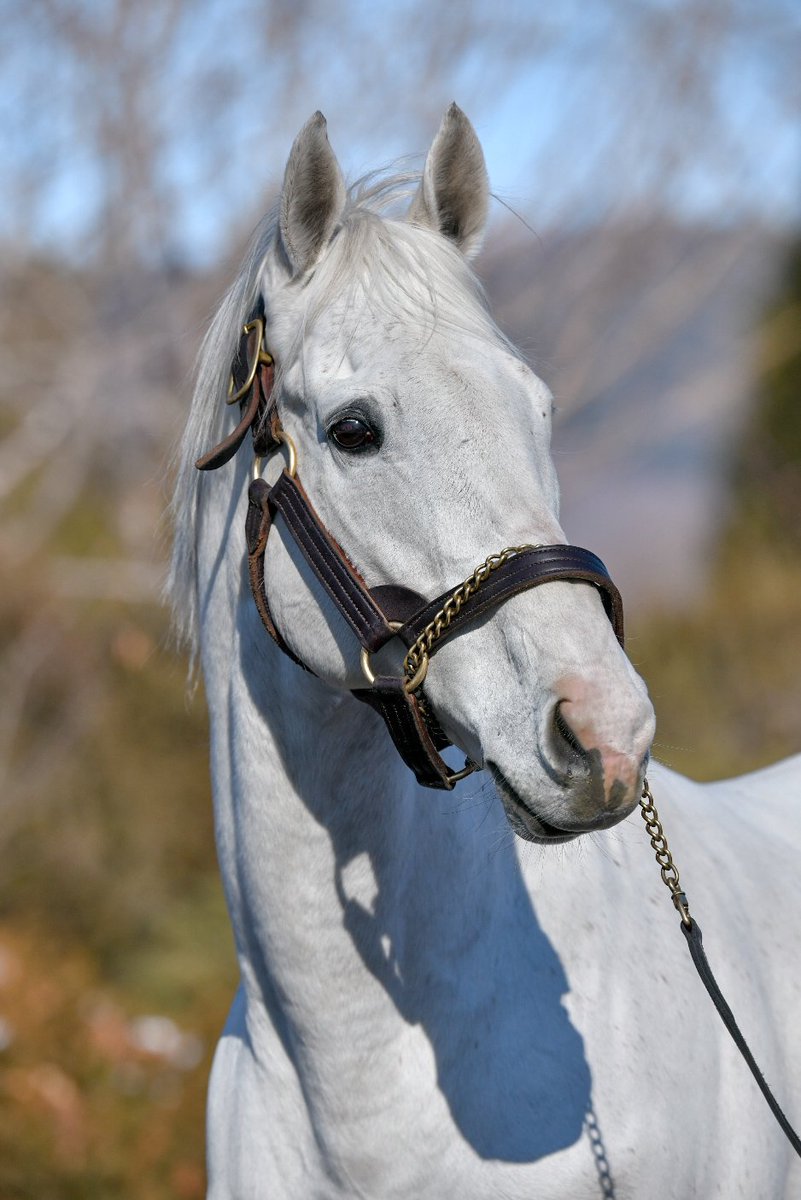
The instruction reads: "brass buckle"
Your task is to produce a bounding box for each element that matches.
[251,429,298,482]
[227,318,273,406]
[360,623,428,693]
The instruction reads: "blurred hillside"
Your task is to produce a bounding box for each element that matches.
[0,256,233,1198]
[1,0,799,1195]
[631,235,801,781]
[485,219,781,603]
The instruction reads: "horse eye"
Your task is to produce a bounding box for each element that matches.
[329,417,377,450]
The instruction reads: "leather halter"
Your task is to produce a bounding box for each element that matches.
[196,302,625,790]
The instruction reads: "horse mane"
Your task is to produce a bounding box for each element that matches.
[167,168,514,655]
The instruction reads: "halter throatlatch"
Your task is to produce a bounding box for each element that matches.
[196,302,625,790]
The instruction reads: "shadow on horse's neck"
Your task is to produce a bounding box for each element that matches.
[235,614,594,1164]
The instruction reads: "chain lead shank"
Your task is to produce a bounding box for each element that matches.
[638,777,691,927]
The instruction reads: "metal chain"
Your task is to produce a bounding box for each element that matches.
[403,545,536,685]
[638,777,692,927]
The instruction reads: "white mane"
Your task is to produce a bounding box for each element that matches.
[167,170,515,651]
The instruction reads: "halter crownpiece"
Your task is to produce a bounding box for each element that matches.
[196,301,625,790]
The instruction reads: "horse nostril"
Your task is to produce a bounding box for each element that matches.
[551,700,587,777]
[552,701,587,761]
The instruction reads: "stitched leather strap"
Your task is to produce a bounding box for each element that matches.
[246,478,309,670]
[246,476,469,788]
[398,545,624,651]
[352,679,456,789]
[268,470,396,652]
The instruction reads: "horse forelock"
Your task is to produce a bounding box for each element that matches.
[321,173,507,346]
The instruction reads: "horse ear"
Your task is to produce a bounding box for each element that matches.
[278,112,346,277]
[409,103,489,260]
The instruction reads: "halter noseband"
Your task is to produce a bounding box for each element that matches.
[195,302,625,790]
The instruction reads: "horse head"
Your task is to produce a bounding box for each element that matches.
[206,106,656,842]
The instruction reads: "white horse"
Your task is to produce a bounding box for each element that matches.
[170,106,801,1199]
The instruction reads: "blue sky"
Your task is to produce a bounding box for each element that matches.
[2,0,799,266]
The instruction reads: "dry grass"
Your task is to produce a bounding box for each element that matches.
[632,541,801,781]
[0,585,236,1198]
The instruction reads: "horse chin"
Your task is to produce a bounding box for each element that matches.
[489,767,580,844]
[488,762,635,845]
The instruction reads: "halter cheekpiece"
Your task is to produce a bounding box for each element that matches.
[196,299,625,790]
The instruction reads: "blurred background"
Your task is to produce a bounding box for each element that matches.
[1,0,799,1194]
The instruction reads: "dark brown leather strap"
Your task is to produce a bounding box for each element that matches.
[370,584,428,625]
[268,470,396,652]
[195,301,280,471]
[247,475,464,786]
[355,550,622,790]
[681,918,801,1158]
[252,369,282,458]
[398,545,624,651]
[352,679,456,789]
[195,370,267,471]
[245,478,309,670]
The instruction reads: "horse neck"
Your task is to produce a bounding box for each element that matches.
[197,490,516,1042]
[224,655,514,993]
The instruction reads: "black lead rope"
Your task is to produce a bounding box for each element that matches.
[639,779,801,1159]
[681,919,801,1157]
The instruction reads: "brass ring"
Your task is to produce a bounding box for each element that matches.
[360,631,429,694]
[403,651,428,694]
[227,319,273,405]
[250,430,297,483]
[360,622,403,686]
[446,759,479,784]
[275,430,297,477]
